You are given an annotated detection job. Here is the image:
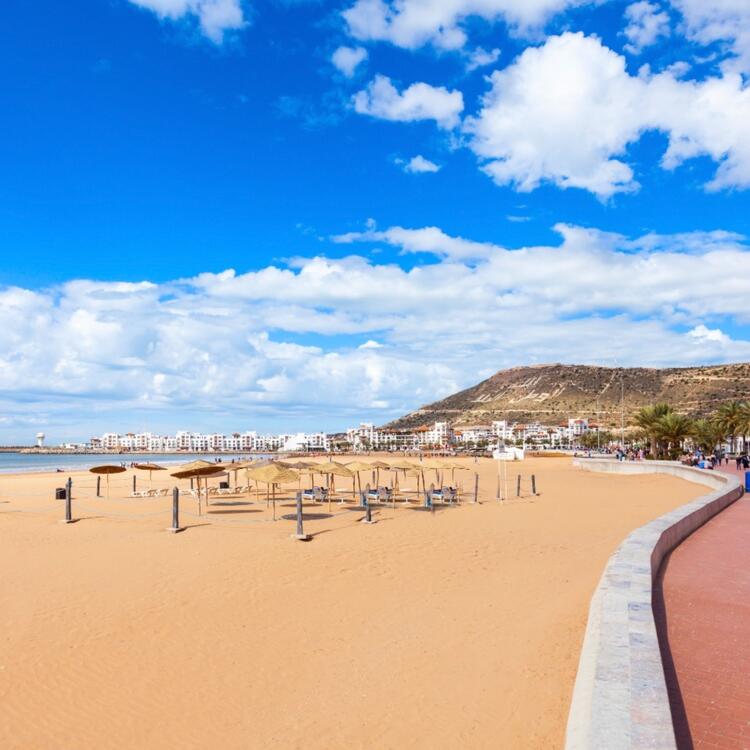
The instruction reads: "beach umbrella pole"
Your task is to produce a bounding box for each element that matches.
[96,475,101,498]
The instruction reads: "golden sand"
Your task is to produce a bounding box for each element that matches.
[0,457,704,749]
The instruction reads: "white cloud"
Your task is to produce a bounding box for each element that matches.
[623,2,670,54]
[670,0,750,73]
[464,32,750,198]
[333,223,498,260]
[127,0,244,43]
[466,47,502,71]
[2,223,750,440]
[332,46,368,77]
[688,325,731,344]
[342,0,590,50]
[353,75,464,128]
[401,155,441,173]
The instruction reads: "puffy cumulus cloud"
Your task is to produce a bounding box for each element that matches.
[342,0,589,50]
[670,0,750,73]
[3,223,750,438]
[623,1,671,54]
[464,32,750,198]
[401,154,441,173]
[126,0,244,43]
[331,45,368,77]
[353,75,464,128]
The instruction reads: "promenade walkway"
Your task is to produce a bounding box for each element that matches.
[656,465,750,749]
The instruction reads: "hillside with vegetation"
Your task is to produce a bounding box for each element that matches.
[387,363,750,430]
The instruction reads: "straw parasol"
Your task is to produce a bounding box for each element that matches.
[133,462,166,485]
[170,460,225,515]
[368,460,391,489]
[89,465,127,500]
[315,462,353,511]
[246,463,299,520]
[345,461,374,500]
[442,461,469,486]
[421,458,447,487]
[390,459,424,508]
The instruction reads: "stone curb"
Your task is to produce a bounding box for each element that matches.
[565,459,744,750]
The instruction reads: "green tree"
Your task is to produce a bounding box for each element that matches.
[692,419,726,454]
[632,403,673,457]
[655,412,695,459]
[715,401,747,454]
[738,402,750,454]
[579,430,613,450]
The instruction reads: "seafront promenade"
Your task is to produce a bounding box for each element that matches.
[657,465,750,749]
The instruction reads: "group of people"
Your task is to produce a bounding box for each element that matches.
[681,450,749,470]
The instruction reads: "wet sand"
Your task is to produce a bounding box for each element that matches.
[0,456,705,749]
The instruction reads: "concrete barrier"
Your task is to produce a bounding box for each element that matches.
[565,460,743,750]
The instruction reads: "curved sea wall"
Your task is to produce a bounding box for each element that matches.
[565,459,743,750]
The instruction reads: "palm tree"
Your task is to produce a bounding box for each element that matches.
[737,402,750,455]
[715,401,747,454]
[632,403,673,457]
[656,412,695,458]
[692,419,727,454]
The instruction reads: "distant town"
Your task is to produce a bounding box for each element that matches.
[27,418,598,453]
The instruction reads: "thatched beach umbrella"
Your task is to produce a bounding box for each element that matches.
[421,458,447,487]
[315,462,353,511]
[345,461,374,500]
[380,459,414,506]
[369,460,391,488]
[246,463,299,520]
[442,461,469,487]
[170,460,225,515]
[225,460,252,490]
[89,465,127,500]
[133,462,166,486]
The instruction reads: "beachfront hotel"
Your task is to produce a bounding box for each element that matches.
[84,418,601,455]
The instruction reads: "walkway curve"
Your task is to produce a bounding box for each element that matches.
[565,459,743,750]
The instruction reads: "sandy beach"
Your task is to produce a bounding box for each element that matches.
[0,456,705,749]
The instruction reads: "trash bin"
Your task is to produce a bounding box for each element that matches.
[745,471,750,493]
[55,487,66,500]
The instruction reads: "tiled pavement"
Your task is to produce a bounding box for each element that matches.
[655,473,750,750]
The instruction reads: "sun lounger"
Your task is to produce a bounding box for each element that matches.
[367,486,392,503]
[431,486,457,503]
[312,486,329,502]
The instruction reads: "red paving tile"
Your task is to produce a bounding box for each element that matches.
[655,495,750,750]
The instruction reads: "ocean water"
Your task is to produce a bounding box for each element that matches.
[0,452,268,474]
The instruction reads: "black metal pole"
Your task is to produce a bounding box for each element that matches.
[531,474,537,495]
[473,472,479,503]
[517,474,521,497]
[133,475,136,493]
[96,475,101,497]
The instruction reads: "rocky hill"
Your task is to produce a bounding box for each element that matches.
[386,363,750,430]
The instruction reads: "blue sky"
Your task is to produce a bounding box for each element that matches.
[1,0,750,442]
